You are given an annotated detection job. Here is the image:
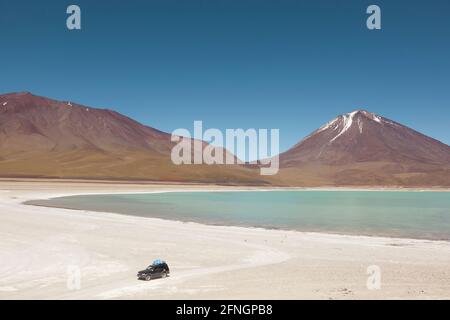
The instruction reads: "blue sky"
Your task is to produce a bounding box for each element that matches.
[1,0,449,152]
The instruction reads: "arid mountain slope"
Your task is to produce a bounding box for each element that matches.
[0,92,267,184]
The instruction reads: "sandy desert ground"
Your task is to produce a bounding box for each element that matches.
[0,179,449,300]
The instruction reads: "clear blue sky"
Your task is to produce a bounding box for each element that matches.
[1,0,449,152]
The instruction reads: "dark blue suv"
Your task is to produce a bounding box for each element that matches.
[137,260,170,281]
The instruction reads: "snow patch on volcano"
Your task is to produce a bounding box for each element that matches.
[357,118,363,133]
[330,111,358,143]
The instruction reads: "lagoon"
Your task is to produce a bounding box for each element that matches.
[28,191,450,240]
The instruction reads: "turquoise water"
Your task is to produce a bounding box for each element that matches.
[28,191,450,240]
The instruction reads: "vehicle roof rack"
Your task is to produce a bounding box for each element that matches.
[152,259,165,265]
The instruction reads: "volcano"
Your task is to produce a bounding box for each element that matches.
[278,110,450,187]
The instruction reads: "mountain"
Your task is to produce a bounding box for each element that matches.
[277,110,450,186]
[1,93,448,187]
[0,92,268,184]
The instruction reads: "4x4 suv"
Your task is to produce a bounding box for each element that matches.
[137,260,170,281]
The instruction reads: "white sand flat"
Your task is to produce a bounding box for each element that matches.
[0,180,449,300]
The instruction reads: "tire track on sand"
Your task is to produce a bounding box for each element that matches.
[95,244,290,299]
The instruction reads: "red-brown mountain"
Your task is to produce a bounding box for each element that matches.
[1,93,449,186]
[278,110,450,186]
[0,92,172,154]
[0,92,267,184]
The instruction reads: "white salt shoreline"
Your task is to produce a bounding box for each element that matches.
[1,180,450,299]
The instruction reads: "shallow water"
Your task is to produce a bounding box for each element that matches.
[29,191,450,240]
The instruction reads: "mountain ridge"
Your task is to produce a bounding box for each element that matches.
[0,92,269,185]
[1,92,449,186]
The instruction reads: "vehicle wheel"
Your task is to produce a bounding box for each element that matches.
[161,272,167,278]
[145,275,151,281]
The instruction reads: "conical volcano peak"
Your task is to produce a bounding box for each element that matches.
[280,108,450,185]
[326,110,392,137]
[347,109,371,114]
[342,109,380,120]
